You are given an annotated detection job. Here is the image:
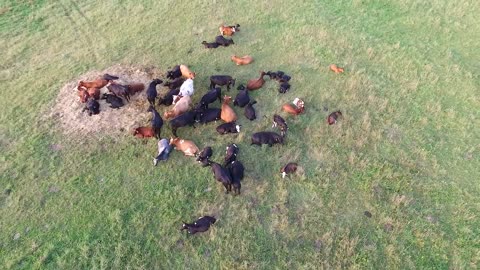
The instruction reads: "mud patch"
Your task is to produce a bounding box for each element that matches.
[49,65,167,138]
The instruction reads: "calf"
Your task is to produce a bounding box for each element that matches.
[207,161,232,194]
[233,87,250,107]
[215,35,234,46]
[169,111,197,137]
[126,83,145,95]
[158,88,180,106]
[196,146,213,166]
[224,143,239,166]
[216,122,241,135]
[244,100,257,121]
[227,160,245,195]
[231,55,253,65]
[219,24,240,36]
[280,162,298,178]
[202,41,219,48]
[251,132,284,147]
[272,114,288,136]
[195,108,221,124]
[154,138,173,165]
[166,65,182,80]
[330,64,344,74]
[170,137,199,157]
[107,82,131,102]
[82,98,100,116]
[146,79,163,106]
[148,106,163,139]
[164,95,192,120]
[327,111,342,125]
[210,75,235,91]
[133,127,155,138]
[181,216,216,235]
[196,87,222,109]
[164,77,185,90]
[101,93,124,109]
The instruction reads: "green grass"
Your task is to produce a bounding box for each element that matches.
[1,0,479,268]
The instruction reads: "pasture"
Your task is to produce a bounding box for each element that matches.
[0,0,479,269]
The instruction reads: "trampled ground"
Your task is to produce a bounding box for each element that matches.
[0,0,479,269]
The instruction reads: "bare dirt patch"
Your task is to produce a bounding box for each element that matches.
[49,65,167,138]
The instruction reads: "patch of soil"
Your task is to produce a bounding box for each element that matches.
[49,65,167,137]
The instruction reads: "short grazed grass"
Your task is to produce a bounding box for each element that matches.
[1,0,479,269]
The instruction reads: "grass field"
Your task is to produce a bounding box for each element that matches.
[1,0,479,269]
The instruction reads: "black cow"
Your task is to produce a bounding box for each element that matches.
[251,132,284,147]
[227,160,245,195]
[210,75,236,91]
[169,111,196,137]
[181,216,216,234]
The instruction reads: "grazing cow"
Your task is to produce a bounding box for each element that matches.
[227,160,244,195]
[195,108,221,124]
[107,82,131,102]
[210,75,235,91]
[233,87,250,107]
[221,96,237,123]
[154,138,173,165]
[327,111,342,125]
[215,35,234,46]
[181,216,216,235]
[169,111,197,137]
[158,88,180,106]
[180,64,196,79]
[202,41,219,48]
[196,146,213,166]
[170,137,199,157]
[133,127,155,138]
[330,64,344,73]
[166,65,182,80]
[164,95,192,120]
[251,132,284,147]
[146,79,163,106]
[244,100,257,121]
[196,87,222,109]
[280,162,298,178]
[101,93,124,109]
[78,88,89,103]
[164,77,185,90]
[282,98,305,115]
[231,55,253,65]
[216,122,241,135]
[148,106,163,139]
[279,82,291,93]
[207,161,232,193]
[82,98,100,116]
[179,78,195,97]
[219,24,240,36]
[272,114,288,136]
[224,143,239,166]
[246,71,266,91]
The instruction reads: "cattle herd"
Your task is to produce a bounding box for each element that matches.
[75,24,343,234]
